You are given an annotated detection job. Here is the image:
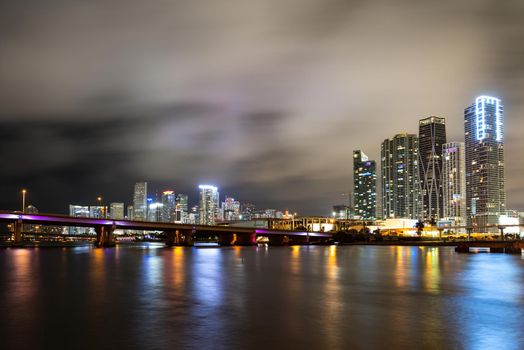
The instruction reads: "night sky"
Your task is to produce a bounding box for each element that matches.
[1,0,523,215]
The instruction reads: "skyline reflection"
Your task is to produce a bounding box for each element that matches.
[0,245,524,349]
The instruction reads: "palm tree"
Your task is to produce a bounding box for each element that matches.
[415,220,425,237]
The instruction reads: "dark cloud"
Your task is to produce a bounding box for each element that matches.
[0,0,523,214]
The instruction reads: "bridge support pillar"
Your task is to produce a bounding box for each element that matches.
[438,229,444,240]
[218,233,235,246]
[234,233,256,246]
[499,226,505,241]
[165,230,183,246]
[174,229,193,246]
[95,225,115,247]
[13,220,23,244]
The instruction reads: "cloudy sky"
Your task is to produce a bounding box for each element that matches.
[1,0,523,214]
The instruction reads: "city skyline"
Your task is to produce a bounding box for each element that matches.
[2,96,518,217]
[1,1,524,215]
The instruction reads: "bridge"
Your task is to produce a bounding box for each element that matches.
[0,211,332,247]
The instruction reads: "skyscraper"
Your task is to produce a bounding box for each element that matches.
[418,116,446,221]
[222,196,241,221]
[464,96,506,231]
[161,190,176,223]
[381,133,421,219]
[133,182,148,221]
[442,142,467,226]
[353,150,377,219]
[199,185,219,225]
[109,202,125,220]
[147,202,163,222]
[175,194,189,223]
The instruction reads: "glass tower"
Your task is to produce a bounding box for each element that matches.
[442,142,467,227]
[381,133,421,219]
[199,185,219,225]
[418,116,447,221]
[133,182,148,221]
[464,96,505,232]
[353,150,377,219]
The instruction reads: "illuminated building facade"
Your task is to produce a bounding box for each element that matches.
[381,133,421,219]
[161,190,176,223]
[133,182,148,221]
[175,194,189,223]
[199,185,219,225]
[418,116,446,221]
[69,205,90,235]
[89,206,106,219]
[110,202,125,220]
[464,96,505,231]
[222,196,241,221]
[353,150,377,219]
[147,202,163,222]
[442,142,467,226]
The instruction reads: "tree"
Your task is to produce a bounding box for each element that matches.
[415,220,425,237]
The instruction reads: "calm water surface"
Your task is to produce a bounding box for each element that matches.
[1,244,523,349]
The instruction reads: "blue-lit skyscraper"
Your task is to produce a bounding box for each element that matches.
[464,96,505,231]
[353,150,377,219]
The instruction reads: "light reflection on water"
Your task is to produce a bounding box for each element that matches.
[0,245,523,349]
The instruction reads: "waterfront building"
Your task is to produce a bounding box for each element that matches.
[110,202,125,220]
[161,190,176,223]
[353,150,377,219]
[442,142,467,227]
[188,205,199,224]
[147,202,163,222]
[381,133,421,219]
[240,203,256,220]
[198,185,219,225]
[419,116,447,221]
[89,206,106,219]
[332,205,350,220]
[127,205,134,220]
[69,205,90,235]
[133,182,148,221]
[222,196,241,221]
[175,194,189,223]
[464,96,506,231]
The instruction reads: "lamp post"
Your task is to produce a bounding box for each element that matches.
[21,189,27,213]
[97,196,105,218]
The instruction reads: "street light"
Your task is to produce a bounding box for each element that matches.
[21,189,27,213]
[97,196,105,218]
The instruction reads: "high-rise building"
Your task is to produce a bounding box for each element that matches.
[353,150,377,219]
[188,205,199,224]
[442,142,467,226]
[133,182,148,221]
[332,205,350,220]
[240,203,256,220]
[418,116,446,221]
[222,196,241,221]
[109,202,125,220]
[161,190,176,223]
[198,185,219,225]
[175,194,189,223]
[147,202,163,222]
[69,205,90,235]
[381,133,421,219]
[127,205,134,220]
[464,96,506,231]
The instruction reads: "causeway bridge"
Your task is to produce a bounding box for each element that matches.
[0,211,332,247]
